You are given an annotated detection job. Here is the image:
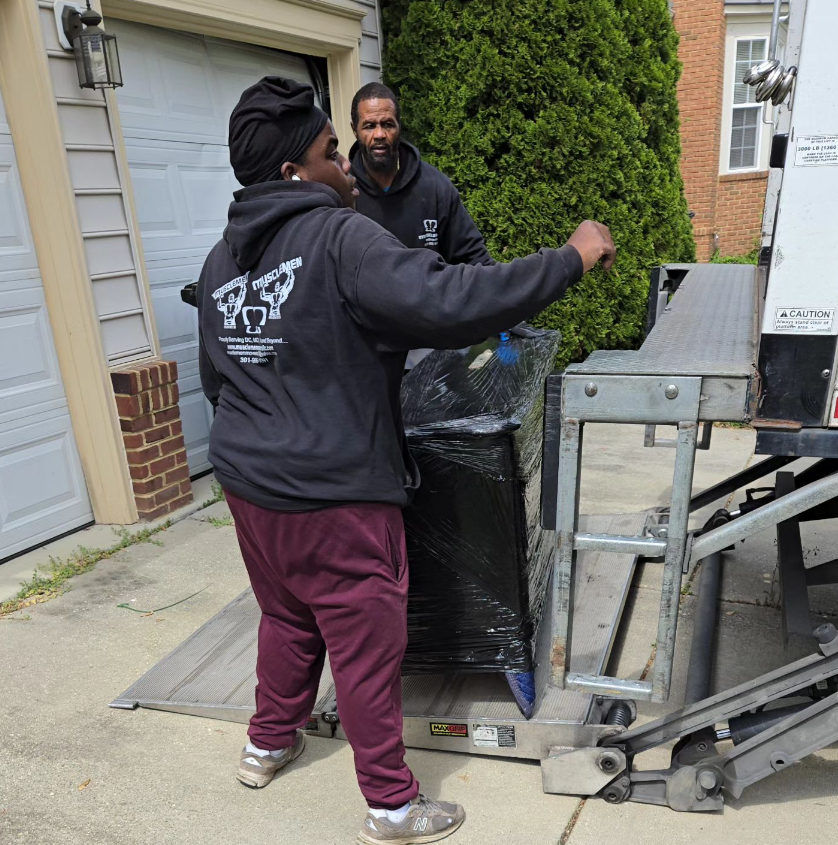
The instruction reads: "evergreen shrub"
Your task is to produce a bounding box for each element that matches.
[381,0,695,366]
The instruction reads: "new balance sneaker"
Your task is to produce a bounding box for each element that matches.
[236,731,306,789]
[358,795,465,844]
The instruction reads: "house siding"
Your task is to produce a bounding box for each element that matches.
[37,0,156,364]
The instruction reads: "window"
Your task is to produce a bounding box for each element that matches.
[729,38,766,170]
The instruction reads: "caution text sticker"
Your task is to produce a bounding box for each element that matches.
[774,307,835,333]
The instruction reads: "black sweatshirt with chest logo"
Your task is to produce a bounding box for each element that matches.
[350,141,494,266]
[197,181,583,511]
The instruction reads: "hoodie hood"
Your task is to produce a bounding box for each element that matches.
[349,140,421,198]
[223,180,342,271]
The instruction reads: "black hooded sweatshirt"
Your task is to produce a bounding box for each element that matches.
[197,181,583,511]
[350,141,493,266]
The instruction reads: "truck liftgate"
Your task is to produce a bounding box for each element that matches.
[115,0,838,813]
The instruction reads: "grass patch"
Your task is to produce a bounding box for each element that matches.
[202,481,225,508]
[2,480,226,619]
[0,522,171,619]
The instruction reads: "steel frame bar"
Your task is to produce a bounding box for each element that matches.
[552,374,701,701]
[689,472,838,564]
[775,472,814,651]
[574,534,667,556]
[604,649,838,757]
[644,422,713,451]
[687,454,796,514]
[565,674,654,700]
[653,422,699,701]
[550,418,584,687]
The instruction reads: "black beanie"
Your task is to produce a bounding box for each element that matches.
[228,76,329,187]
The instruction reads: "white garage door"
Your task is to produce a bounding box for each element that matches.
[112,21,319,475]
[0,92,93,561]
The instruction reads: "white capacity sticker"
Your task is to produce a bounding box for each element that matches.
[774,307,835,333]
[472,724,517,748]
[794,135,838,167]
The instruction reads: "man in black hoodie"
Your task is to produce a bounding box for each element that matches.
[349,82,492,267]
[350,82,537,370]
[198,76,614,845]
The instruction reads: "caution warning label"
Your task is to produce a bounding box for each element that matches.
[774,307,835,333]
[794,135,838,167]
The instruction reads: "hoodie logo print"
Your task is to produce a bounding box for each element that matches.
[212,272,250,328]
[243,306,267,334]
[419,219,439,248]
[252,257,302,319]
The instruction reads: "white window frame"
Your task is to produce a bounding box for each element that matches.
[719,12,786,176]
[728,36,767,171]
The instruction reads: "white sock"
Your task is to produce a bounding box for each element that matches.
[245,741,284,759]
[369,802,411,823]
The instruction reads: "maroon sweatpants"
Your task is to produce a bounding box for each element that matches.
[225,491,419,809]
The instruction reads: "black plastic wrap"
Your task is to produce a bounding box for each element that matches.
[400,332,560,675]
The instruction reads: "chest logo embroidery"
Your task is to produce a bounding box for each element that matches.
[418,218,439,248]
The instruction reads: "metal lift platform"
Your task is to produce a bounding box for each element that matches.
[115,259,838,810]
[112,513,644,760]
[113,263,774,760]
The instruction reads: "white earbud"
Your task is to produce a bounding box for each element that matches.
[291,175,301,182]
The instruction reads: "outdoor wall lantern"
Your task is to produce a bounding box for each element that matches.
[60,2,123,90]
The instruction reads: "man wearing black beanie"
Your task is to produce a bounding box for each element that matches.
[198,75,615,844]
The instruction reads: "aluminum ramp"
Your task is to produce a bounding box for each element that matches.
[112,513,644,760]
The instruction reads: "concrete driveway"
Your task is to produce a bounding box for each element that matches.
[1,424,836,845]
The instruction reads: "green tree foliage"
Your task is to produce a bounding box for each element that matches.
[380,0,695,367]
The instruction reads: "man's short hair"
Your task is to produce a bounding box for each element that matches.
[351,82,401,127]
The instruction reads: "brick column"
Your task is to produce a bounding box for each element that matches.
[110,361,193,521]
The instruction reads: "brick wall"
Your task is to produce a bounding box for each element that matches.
[671,0,728,260]
[716,170,768,256]
[111,361,193,521]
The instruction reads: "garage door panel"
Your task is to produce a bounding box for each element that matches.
[159,43,217,123]
[110,22,226,144]
[0,287,65,418]
[145,259,215,477]
[205,42,314,120]
[130,162,184,238]
[0,140,36,273]
[180,166,235,235]
[0,94,93,560]
[108,24,166,119]
[146,261,200,357]
[178,383,212,472]
[0,412,92,560]
[127,147,235,261]
[0,164,29,255]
